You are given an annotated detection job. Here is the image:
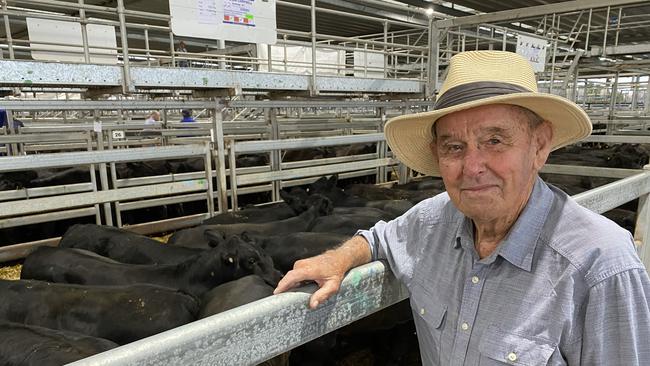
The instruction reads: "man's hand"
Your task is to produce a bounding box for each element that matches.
[273,236,372,309]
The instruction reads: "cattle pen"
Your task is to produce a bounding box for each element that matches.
[2,0,650,365]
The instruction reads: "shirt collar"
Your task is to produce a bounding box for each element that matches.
[454,177,555,271]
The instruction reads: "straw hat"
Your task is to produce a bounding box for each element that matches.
[384,50,592,176]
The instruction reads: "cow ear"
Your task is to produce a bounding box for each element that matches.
[204,230,225,247]
[240,231,252,242]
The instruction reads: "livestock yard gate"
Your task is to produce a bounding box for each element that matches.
[2,0,650,365]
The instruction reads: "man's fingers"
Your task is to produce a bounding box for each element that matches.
[273,269,307,294]
[308,280,340,309]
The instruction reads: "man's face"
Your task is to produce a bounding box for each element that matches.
[431,104,552,223]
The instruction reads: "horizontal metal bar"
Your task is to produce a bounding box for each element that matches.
[0,207,96,229]
[435,0,649,28]
[0,144,207,172]
[281,153,378,170]
[0,180,208,218]
[67,261,408,366]
[0,133,89,144]
[542,164,641,179]
[234,133,385,154]
[116,172,209,188]
[0,97,213,111]
[583,135,650,144]
[237,158,396,186]
[0,183,94,202]
[118,192,207,212]
[228,100,433,108]
[574,171,650,214]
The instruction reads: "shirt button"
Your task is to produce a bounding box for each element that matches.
[420,308,425,315]
[461,322,469,331]
[507,352,517,362]
[471,276,480,284]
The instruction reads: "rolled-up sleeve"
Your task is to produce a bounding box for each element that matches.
[356,199,433,285]
[580,268,650,365]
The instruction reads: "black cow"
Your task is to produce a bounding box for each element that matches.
[202,202,296,225]
[246,232,348,273]
[59,224,202,265]
[0,322,117,366]
[169,195,332,249]
[199,274,274,318]
[22,235,283,297]
[310,213,391,236]
[0,279,198,344]
[305,175,368,207]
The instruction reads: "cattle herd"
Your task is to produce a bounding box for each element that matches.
[0,142,647,365]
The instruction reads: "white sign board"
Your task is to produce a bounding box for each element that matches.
[26,18,117,64]
[516,34,547,73]
[170,0,276,44]
[257,45,345,75]
[353,49,385,78]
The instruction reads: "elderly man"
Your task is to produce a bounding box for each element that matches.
[275,51,650,365]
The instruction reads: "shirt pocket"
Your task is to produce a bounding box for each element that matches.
[479,325,555,366]
[409,283,447,330]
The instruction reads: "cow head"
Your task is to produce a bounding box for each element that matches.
[205,231,283,287]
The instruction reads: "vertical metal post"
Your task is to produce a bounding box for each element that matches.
[212,100,228,213]
[549,38,558,94]
[603,6,610,56]
[501,28,506,50]
[634,168,650,271]
[266,44,273,71]
[107,127,123,227]
[376,107,387,184]
[607,72,619,135]
[94,110,113,226]
[267,108,281,202]
[384,20,388,78]
[204,142,215,217]
[79,0,91,63]
[310,0,318,95]
[117,0,133,93]
[571,66,579,102]
[282,35,288,72]
[5,110,17,156]
[632,76,639,111]
[2,0,14,59]
[227,139,238,211]
[585,8,592,51]
[427,21,439,97]
[169,22,176,67]
[645,77,650,116]
[144,28,151,66]
[217,39,226,69]
[86,136,102,224]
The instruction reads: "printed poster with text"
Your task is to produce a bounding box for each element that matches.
[516,34,547,73]
[223,0,255,27]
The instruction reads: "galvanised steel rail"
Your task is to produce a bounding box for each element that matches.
[66,169,650,366]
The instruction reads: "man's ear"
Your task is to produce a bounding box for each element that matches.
[533,120,553,171]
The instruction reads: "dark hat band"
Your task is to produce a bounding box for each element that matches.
[434,81,531,110]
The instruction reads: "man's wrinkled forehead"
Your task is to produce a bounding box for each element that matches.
[431,104,537,139]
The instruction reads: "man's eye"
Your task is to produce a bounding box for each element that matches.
[487,138,501,145]
[446,144,462,152]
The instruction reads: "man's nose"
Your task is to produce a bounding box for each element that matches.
[462,145,486,176]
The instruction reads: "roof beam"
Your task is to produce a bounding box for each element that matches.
[435,0,650,28]
[315,0,428,25]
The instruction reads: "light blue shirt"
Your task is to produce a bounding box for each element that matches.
[359,177,650,365]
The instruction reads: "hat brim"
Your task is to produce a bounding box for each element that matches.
[384,93,592,176]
